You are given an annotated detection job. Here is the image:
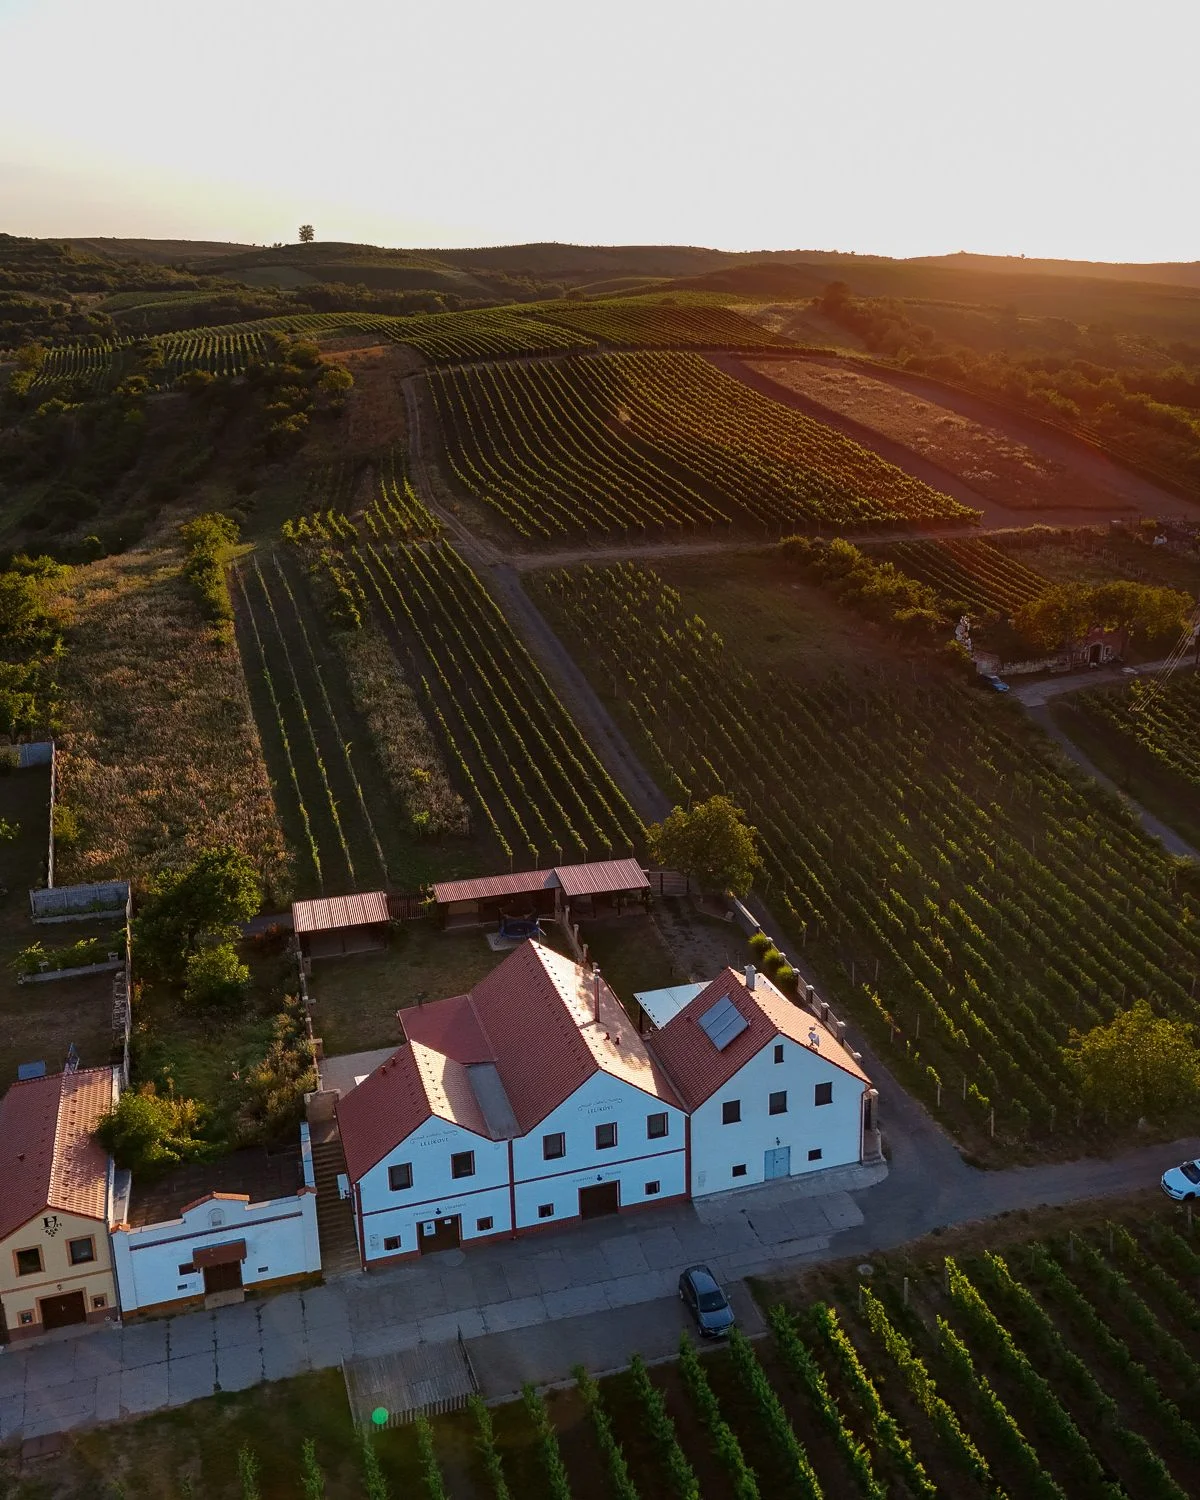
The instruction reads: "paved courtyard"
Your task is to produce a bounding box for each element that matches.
[0,1163,880,1442]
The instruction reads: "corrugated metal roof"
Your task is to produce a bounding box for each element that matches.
[554,858,649,898]
[292,891,390,934]
[431,859,649,906]
[431,869,557,905]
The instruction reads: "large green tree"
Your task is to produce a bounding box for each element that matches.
[647,795,761,895]
[1063,999,1200,1123]
[1015,581,1190,654]
[134,844,261,979]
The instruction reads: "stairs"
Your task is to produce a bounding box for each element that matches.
[312,1137,361,1277]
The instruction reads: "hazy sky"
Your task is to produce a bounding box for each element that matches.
[2,0,1197,261]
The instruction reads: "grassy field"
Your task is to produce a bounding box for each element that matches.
[989,528,1200,594]
[50,547,290,904]
[535,553,1200,1162]
[12,1194,1200,1499]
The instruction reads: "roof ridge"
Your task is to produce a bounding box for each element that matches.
[46,1070,71,1213]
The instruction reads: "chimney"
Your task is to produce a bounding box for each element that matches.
[592,963,602,1023]
[744,964,756,992]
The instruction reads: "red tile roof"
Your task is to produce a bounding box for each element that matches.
[292,891,389,934]
[337,941,679,1180]
[0,1068,114,1242]
[431,859,649,906]
[554,858,649,898]
[646,969,870,1111]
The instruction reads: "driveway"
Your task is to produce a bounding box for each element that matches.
[4,1124,1198,1443]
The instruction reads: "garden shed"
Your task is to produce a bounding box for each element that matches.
[431,858,650,930]
[292,892,391,961]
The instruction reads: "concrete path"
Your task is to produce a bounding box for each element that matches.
[4,1127,1198,1442]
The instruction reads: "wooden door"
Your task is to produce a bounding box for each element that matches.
[39,1290,87,1331]
[203,1260,244,1295]
[579,1181,620,1219]
[418,1215,462,1254]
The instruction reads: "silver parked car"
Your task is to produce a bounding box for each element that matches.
[678,1264,735,1338]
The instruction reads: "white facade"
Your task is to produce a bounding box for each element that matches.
[111,1134,320,1316]
[356,1115,511,1263]
[688,1035,864,1198]
[510,1071,687,1229]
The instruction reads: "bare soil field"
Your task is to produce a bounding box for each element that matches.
[321,341,416,453]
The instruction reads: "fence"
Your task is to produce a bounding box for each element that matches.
[644,868,691,897]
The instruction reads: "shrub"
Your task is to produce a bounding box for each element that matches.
[183,942,250,1006]
[760,946,784,974]
[95,1084,209,1176]
[52,803,80,847]
[773,963,798,992]
[748,931,772,960]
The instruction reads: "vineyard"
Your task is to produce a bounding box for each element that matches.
[285,446,442,546]
[427,352,978,539]
[88,1203,1200,1498]
[1071,670,1200,792]
[535,561,1200,1158]
[875,537,1050,615]
[246,533,643,884]
[530,295,798,348]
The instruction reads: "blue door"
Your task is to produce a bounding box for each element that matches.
[764,1146,790,1180]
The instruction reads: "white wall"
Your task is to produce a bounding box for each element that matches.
[357,1115,511,1262]
[510,1071,686,1228]
[690,1036,864,1198]
[112,1190,320,1314]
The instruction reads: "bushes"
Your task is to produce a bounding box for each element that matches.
[183,941,249,1006]
[94,1084,210,1176]
[778,535,948,639]
[179,512,239,637]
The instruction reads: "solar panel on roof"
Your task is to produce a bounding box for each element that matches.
[698,995,749,1051]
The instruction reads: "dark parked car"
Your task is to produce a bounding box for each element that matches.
[678,1264,735,1337]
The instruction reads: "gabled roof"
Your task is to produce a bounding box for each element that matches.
[337,940,680,1181]
[646,968,870,1112]
[0,1068,114,1242]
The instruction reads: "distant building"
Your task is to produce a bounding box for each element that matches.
[328,941,873,1267]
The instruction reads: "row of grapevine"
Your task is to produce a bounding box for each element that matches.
[1073,670,1200,791]
[285,449,441,550]
[528,297,797,349]
[284,534,644,869]
[876,537,1050,616]
[535,561,1200,1154]
[427,352,977,539]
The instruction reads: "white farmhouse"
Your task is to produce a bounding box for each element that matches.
[332,941,872,1265]
[644,966,874,1197]
[336,941,685,1265]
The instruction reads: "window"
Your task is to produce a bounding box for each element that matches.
[646,1112,668,1139]
[257,1266,269,1274]
[383,1235,402,1252]
[595,1123,617,1150]
[451,1151,475,1179]
[178,1262,195,1277]
[14,1248,42,1277]
[91,1294,107,1310]
[722,1099,741,1125]
[538,1203,554,1219]
[68,1237,95,1266]
[808,1148,823,1162]
[388,1162,413,1192]
[769,1091,788,1116]
[732,1163,747,1177]
[645,1180,660,1196]
[815,1082,833,1107]
[18,1311,33,1327]
[542,1132,565,1160]
[773,1043,784,1064]
[476,1216,494,1232]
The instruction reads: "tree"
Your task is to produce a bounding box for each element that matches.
[134,845,261,979]
[1014,581,1190,653]
[647,795,761,895]
[1063,999,1200,1123]
[184,942,250,1006]
[94,1084,209,1174]
[298,225,315,244]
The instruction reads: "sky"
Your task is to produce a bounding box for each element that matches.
[2,0,1197,263]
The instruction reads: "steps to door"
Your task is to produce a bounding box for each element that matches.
[312,1138,361,1276]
